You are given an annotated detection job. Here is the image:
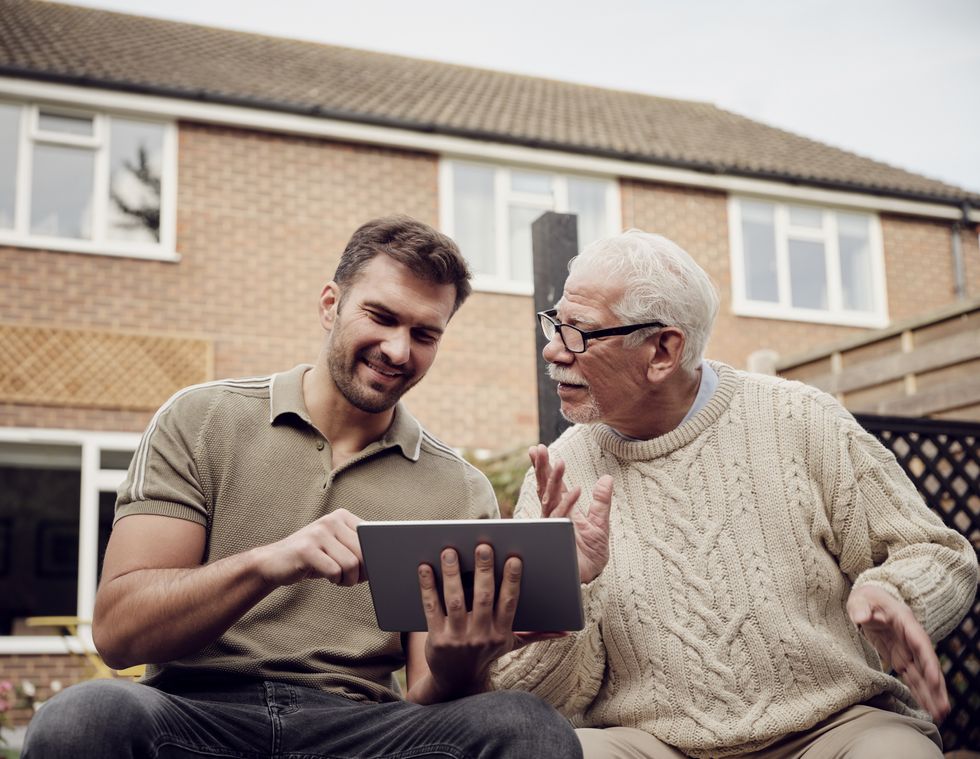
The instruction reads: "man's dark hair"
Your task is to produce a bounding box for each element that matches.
[334,215,472,314]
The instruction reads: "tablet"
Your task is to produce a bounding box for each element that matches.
[358,518,583,632]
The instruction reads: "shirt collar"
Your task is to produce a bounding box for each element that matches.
[269,364,422,462]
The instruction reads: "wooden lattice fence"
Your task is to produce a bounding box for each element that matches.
[856,413,980,751]
[0,323,212,411]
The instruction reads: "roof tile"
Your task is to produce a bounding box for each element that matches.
[1,0,975,205]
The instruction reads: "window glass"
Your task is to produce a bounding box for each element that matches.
[567,177,608,248]
[741,200,779,303]
[788,205,822,229]
[0,103,19,229]
[448,161,615,289]
[508,204,543,284]
[0,443,82,636]
[38,111,94,136]
[838,213,874,312]
[452,163,496,276]
[107,119,164,243]
[30,143,95,239]
[100,449,135,470]
[97,490,116,583]
[510,170,552,196]
[788,239,828,309]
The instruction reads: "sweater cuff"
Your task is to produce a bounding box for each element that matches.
[852,578,904,604]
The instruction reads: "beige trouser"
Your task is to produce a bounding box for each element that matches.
[577,702,942,759]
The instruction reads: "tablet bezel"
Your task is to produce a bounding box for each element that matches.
[357,518,583,632]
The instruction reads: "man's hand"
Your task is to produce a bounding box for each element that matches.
[530,444,613,583]
[254,508,365,587]
[418,544,524,698]
[847,584,950,723]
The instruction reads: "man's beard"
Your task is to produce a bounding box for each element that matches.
[548,364,601,424]
[328,345,418,414]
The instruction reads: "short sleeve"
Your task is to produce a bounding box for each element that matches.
[115,387,215,526]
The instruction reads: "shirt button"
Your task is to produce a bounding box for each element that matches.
[315,439,324,450]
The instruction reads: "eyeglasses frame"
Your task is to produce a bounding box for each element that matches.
[537,308,667,354]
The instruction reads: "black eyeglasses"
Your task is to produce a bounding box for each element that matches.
[537,309,666,354]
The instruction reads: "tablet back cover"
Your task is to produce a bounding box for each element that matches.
[358,519,583,632]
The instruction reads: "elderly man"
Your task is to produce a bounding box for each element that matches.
[492,229,978,758]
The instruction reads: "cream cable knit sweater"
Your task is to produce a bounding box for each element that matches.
[492,363,978,758]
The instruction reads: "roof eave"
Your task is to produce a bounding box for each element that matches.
[4,66,977,212]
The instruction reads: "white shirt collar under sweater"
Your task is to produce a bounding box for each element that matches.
[592,361,738,460]
[608,361,720,442]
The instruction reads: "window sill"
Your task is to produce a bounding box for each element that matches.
[732,301,889,329]
[0,232,180,262]
[0,636,80,655]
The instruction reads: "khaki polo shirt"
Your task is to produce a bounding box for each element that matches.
[115,364,498,701]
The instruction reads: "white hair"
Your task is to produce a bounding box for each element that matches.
[568,230,719,371]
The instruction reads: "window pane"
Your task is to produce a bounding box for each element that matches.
[788,239,828,309]
[0,443,82,636]
[740,201,779,303]
[788,205,822,229]
[30,143,95,239]
[100,449,135,470]
[838,213,874,312]
[567,178,608,247]
[452,164,496,276]
[97,490,116,583]
[0,103,19,229]
[107,119,164,243]
[508,205,544,284]
[38,111,94,136]
[510,170,552,196]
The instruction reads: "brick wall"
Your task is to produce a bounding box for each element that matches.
[0,653,94,727]
[881,214,980,319]
[1,124,975,453]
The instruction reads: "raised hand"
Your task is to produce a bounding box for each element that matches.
[847,584,950,722]
[256,508,365,587]
[529,444,613,583]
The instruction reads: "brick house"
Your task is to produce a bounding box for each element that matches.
[0,0,978,714]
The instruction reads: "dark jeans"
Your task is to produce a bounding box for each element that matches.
[23,678,582,759]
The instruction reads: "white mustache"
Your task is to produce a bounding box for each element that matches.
[547,365,589,388]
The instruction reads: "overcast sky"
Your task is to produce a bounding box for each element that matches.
[68,0,980,193]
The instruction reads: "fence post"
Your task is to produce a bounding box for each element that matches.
[531,212,578,446]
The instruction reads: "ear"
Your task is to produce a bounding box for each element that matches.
[318,281,341,331]
[645,327,686,383]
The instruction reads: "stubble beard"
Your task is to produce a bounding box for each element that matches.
[548,364,602,424]
[328,339,418,414]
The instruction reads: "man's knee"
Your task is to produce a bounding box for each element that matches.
[478,691,582,759]
[795,704,942,759]
[840,723,942,759]
[23,679,155,758]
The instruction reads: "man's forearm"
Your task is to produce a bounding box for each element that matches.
[93,547,275,669]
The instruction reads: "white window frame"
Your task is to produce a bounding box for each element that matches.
[0,427,140,655]
[0,99,179,261]
[729,195,889,328]
[439,158,621,295]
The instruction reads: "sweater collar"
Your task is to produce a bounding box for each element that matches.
[590,361,739,460]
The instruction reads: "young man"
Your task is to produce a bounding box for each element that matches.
[24,216,581,759]
[493,229,978,759]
